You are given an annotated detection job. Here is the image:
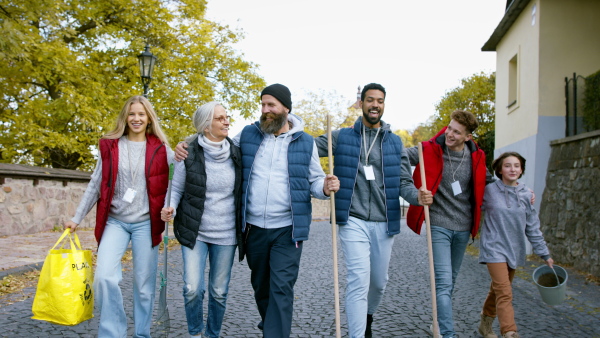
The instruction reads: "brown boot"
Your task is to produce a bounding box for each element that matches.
[502,331,520,338]
[478,313,498,338]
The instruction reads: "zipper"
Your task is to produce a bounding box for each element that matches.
[146,140,165,248]
[108,143,114,188]
[380,131,389,234]
[287,132,301,244]
[242,124,261,233]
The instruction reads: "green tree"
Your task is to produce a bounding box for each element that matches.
[427,72,496,168]
[293,89,359,172]
[0,0,265,170]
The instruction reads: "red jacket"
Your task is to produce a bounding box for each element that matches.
[406,127,487,238]
[95,134,169,246]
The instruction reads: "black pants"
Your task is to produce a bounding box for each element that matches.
[245,224,303,338]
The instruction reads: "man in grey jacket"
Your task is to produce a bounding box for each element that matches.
[314,83,432,338]
[176,84,339,338]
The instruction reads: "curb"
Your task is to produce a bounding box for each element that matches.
[0,262,43,280]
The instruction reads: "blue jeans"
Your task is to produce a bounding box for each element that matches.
[430,225,470,338]
[181,240,236,338]
[338,217,394,338]
[94,217,159,338]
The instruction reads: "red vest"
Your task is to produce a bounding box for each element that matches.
[406,127,487,238]
[96,134,169,246]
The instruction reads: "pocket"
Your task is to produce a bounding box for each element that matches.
[244,223,252,243]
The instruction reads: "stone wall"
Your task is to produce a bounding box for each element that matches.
[0,163,332,237]
[0,164,95,236]
[0,164,411,237]
[539,130,600,277]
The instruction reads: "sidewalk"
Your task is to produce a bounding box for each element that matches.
[0,224,173,278]
[0,229,97,279]
[1,221,599,337]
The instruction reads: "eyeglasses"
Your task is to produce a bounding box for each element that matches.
[214,115,231,123]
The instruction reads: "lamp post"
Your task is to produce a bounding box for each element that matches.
[137,44,157,97]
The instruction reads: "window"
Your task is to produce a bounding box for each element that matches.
[508,54,518,109]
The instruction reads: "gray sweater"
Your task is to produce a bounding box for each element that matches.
[168,136,237,246]
[405,145,475,231]
[478,180,550,269]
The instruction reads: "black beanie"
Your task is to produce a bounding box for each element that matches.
[261,83,292,113]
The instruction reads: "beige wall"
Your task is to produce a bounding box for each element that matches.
[494,0,541,149]
[539,0,600,117]
[495,0,600,149]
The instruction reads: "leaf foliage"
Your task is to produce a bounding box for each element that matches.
[0,0,266,169]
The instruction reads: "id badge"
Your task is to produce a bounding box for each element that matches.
[123,188,137,203]
[364,165,375,180]
[451,181,462,196]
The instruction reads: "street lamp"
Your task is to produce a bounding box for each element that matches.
[137,44,157,97]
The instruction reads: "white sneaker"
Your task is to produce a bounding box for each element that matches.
[430,324,442,338]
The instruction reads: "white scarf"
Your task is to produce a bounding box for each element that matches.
[198,134,230,163]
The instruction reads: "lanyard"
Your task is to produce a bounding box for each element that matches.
[446,146,466,181]
[362,124,380,166]
[126,138,146,184]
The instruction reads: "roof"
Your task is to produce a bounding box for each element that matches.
[482,0,532,51]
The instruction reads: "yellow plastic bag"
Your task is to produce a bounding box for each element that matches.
[31,229,94,325]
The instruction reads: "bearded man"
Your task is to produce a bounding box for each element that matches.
[314,83,432,338]
[175,83,339,337]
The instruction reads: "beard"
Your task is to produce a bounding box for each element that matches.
[260,111,288,134]
[362,107,382,126]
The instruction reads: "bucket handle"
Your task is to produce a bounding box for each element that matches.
[551,266,560,285]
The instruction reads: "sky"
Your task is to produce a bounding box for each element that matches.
[205,0,507,135]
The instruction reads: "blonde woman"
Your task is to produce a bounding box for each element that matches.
[65,95,173,337]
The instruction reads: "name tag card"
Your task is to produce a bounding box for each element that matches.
[122,188,137,203]
[451,181,462,196]
[364,165,375,180]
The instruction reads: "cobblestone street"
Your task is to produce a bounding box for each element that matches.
[1,220,599,337]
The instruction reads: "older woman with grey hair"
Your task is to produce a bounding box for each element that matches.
[161,102,242,338]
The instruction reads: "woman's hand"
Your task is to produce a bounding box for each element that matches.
[545,257,554,269]
[64,220,79,233]
[161,207,175,222]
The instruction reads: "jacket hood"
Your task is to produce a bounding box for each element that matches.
[288,113,305,135]
[494,180,527,209]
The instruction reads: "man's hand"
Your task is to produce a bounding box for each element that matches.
[161,207,175,222]
[417,187,433,206]
[323,174,340,196]
[64,220,79,233]
[174,142,189,162]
